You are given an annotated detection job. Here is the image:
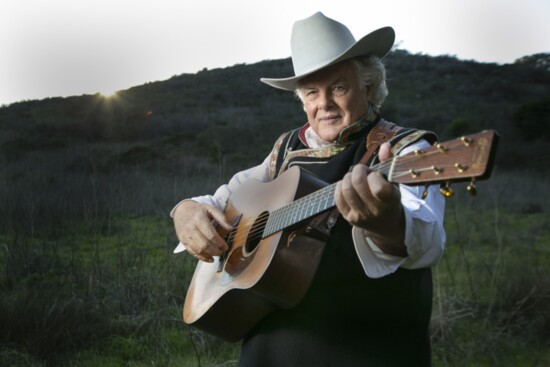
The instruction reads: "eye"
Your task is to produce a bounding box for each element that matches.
[305,90,317,98]
[332,84,347,95]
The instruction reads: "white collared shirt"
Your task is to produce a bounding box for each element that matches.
[171,127,446,278]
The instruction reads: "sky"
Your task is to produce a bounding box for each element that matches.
[1,0,549,106]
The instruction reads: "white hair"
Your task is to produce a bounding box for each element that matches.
[351,55,388,110]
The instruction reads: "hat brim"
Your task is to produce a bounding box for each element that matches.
[260,26,395,91]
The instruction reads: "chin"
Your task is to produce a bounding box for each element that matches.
[319,130,340,142]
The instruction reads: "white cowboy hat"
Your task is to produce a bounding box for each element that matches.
[261,12,395,91]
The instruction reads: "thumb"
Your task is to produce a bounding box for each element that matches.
[378,142,393,162]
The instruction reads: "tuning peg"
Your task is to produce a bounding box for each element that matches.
[461,136,472,146]
[439,182,454,198]
[454,163,467,173]
[422,185,429,199]
[466,179,477,196]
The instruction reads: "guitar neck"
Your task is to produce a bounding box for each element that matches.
[263,182,338,237]
[263,161,394,237]
[262,129,499,237]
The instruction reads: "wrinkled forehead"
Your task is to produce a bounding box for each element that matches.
[296,60,358,89]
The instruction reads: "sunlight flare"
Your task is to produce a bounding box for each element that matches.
[99,89,119,99]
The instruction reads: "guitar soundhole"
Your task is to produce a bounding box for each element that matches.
[243,211,269,255]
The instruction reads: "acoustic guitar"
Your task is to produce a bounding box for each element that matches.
[183,130,499,342]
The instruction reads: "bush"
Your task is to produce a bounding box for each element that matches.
[513,98,550,141]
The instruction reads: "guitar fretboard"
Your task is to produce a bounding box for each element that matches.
[263,183,337,237]
[261,159,399,237]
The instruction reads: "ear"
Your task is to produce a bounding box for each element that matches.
[365,83,371,94]
[363,84,372,103]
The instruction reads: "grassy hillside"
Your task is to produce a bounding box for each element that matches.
[1,51,549,366]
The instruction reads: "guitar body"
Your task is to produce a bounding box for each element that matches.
[183,166,331,342]
[182,130,499,342]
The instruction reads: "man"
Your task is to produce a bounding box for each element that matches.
[172,12,446,366]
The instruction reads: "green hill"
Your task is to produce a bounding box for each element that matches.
[1,51,549,176]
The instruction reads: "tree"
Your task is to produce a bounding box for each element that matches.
[513,98,550,141]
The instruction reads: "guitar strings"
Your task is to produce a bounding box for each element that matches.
[224,185,337,248]
[224,161,414,247]
[224,144,459,249]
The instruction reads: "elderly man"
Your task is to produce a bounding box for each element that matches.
[172,12,446,366]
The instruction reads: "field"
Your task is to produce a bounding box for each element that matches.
[1,52,549,365]
[1,160,549,366]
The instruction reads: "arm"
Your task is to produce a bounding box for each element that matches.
[335,141,446,278]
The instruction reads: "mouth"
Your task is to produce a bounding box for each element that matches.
[318,114,341,124]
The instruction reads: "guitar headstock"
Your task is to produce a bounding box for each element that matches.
[388,130,499,197]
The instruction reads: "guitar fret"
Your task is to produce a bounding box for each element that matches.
[316,189,324,214]
[277,210,283,231]
[263,183,339,238]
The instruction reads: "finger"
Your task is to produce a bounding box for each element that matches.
[196,228,227,256]
[341,172,362,209]
[183,224,225,259]
[206,206,233,231]
[185,206,228,251]
[196,218,228,252]
[334,181,351,216]
[349,165,375,205]
[339,171,369,222]
[367,171,399,203]
[183,243,213,263]
[378,142,393,162]
[191,250,215,263]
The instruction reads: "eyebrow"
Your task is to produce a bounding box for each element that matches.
[301,76,348,90]
[331,77,347,85]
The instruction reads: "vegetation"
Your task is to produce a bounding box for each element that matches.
[1,50,549,366]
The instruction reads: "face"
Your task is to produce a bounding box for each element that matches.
[299,60,369,143]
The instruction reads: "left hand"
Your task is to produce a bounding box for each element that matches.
[334,142,407,256]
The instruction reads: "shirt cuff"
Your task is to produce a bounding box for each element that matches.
[352,226,407,278]
[174,242,186,254]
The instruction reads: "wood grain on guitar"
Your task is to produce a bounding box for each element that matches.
[183,130,499,342]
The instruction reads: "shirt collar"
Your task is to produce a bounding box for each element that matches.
[299,106,379,149]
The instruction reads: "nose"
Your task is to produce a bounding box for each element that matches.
[318,91,334,110]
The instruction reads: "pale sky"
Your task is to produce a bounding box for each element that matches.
[1,0,549,106]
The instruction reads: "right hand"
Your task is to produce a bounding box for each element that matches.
[172,200,232,262]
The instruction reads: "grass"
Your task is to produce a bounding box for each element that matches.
[1,171,550,366]
[0,214,242,366]
[431,189,550,366]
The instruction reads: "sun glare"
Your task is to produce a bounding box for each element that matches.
[99,89,119,98]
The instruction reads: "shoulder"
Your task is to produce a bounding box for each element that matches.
[375,119,437,155]
[268,127,302,180]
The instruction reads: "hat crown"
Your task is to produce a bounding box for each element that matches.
[291,12,356,75]
[260,12,394,91]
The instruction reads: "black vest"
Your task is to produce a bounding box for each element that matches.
[240,121,435,367]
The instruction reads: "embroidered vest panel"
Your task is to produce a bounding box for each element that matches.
[272,118,437,183]
[240,120,437,366]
